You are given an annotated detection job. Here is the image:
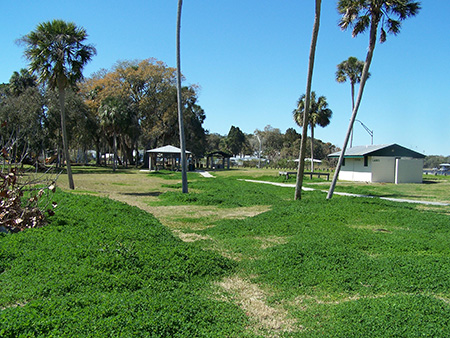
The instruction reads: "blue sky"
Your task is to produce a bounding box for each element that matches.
[2,1,449,155]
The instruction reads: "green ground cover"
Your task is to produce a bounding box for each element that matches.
[0,191,249,337]
[2,168,450,337]
[227,169,450,204]
[152,174,450,336]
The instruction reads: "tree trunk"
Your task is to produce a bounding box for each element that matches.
[327,17,378,200]
[113,130,117,172]
[95,140,101,166]
[176,0,188,193]
[310,126,314,172]
[58,86,75,189]
[294,0,321,200]
[349,82,355,148]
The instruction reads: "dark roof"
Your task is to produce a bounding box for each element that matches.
[206,151,232,158]
[328,144,425,159]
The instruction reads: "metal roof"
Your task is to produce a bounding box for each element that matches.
[328,144,425,159]
[146,145,191,154]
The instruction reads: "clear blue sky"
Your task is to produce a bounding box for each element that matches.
[2,1,449,155]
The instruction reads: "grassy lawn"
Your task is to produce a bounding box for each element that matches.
[219,168,450,205]
[2,167,450,337]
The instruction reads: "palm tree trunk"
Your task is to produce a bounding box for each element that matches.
[295,0,321,200]
[58,86,75,190]
[176,0,188,193]
[327,17,378,200]
[349,82,355,147]
[310,126,314,172]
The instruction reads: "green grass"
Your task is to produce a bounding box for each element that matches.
[156,176,292,207]
[234,171,450,204]
[154,176,450,336]
[3,169,450,337]
[0,191,250,337]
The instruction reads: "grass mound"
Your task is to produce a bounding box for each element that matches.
[0,191,249,337]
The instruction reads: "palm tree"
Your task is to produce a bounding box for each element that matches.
[295,0,322,200]
[293,92,332,172]
[21,20,96,189]
[336,56,370,147]
[99,97,129,172]
[327,0,420,199]
[176,0,188,193]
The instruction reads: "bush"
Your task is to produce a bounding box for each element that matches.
[0,166,57,233]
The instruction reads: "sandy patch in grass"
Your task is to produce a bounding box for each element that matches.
[1,301,28,310]
[253,236,289,249]
[144,205,271,230]
[172,230,211,242]
[416,204,450,215]
[435,295,450,304]
[348,224,400,233]
[216,276,299,335]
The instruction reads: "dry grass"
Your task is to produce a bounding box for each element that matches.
[216,276,299,335]
[172,230,212,242]
[57,169,270,228]
[253,236,289,249]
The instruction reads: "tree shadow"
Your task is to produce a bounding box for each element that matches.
[121,191,163,197]
[422,180,439,185]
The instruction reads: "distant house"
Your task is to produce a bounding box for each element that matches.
[328,144,425,183]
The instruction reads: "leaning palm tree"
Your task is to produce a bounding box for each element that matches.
[294,92,332,172]
[21,20,96,189]
[176,0,188,193]
[336,56,370,147]
[295,0,322,200]
[327,0,420,199]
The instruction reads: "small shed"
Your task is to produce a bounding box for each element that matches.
[328,144,425,183]
[206,151,232,170]
[147,145,191,171]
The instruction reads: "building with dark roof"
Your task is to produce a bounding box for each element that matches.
[328,144,425,183]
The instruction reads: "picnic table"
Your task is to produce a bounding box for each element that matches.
[279,171,330,180]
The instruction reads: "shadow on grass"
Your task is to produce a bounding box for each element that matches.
[70,167,136,174]
[121,191,163,197]
[422,180,439,185]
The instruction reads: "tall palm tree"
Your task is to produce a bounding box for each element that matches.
[293,91,332,172]
[21,20,96,189]
[336,56,369,147]
[327,0,420,199]
[176,0,188,193]
[295,0,322,200]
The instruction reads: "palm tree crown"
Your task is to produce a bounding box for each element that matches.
[336,56,368,86]
[338,0,421,43]
[21,19,96,90]
[336,56,370,147]
[293,91,332,172]
[293,91,332,131]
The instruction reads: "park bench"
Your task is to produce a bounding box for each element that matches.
[279,171,330,180]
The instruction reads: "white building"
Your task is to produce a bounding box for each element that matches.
[328,144,425,184]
